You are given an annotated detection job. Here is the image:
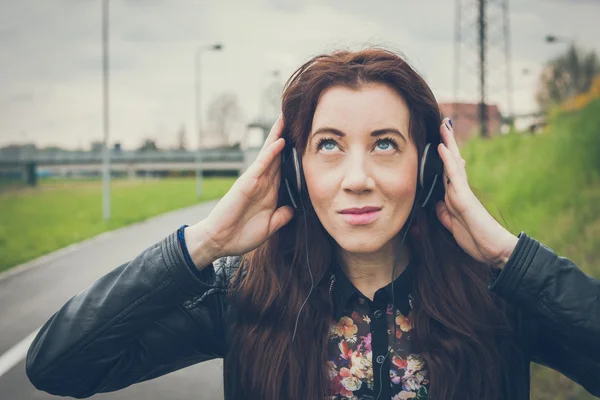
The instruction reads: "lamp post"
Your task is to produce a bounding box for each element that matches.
[102,0,111,220]
[195,43,223,198]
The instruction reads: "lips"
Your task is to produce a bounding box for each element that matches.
[339,206,382,214]
[340,208,381,225]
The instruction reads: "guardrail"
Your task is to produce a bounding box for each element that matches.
[0,149,245,165]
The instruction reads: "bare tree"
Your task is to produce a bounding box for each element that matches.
[207,92,243,146]
[176,124,187,150]
[137,138,159,152]
[262,80,283,121]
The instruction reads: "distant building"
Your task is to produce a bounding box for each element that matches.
[0,143,37,158]
[439,103,503,143]
[245,120,274,149]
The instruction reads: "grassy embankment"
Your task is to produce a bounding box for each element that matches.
[465,98,600,400]
[0,177,236,273]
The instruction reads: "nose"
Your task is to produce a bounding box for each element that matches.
[341,152,375,194]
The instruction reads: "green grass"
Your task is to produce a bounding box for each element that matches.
[0,177,236,272]
[464,98,600,400]
[465,100,600,273]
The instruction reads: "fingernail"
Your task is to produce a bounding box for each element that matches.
[448,119,453,127]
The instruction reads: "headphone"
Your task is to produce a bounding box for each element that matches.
[278,137,445,211]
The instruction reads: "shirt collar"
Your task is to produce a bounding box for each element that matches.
[330,255,417,320]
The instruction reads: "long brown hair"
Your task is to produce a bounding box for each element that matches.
[224,48,514,399]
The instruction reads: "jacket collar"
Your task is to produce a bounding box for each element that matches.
[330,255,417,320]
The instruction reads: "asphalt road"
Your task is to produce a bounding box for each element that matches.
[0,199,226,400]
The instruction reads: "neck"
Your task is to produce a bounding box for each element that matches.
[335,235,412,301]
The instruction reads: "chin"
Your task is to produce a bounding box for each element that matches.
[332,233,387,255]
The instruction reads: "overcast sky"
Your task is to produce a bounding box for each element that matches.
[1,0,599,150]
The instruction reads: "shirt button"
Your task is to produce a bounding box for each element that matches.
[376,355,385,364]
[373,310,383,319]
[358,298,366,304]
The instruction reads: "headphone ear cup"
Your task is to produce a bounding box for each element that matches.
[278,144,302,210]
[418,142,445,208]
[291,147,303,194]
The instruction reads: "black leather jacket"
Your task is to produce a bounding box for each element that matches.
[25,231,600,399]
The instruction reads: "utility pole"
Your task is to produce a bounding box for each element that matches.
[453,0,513,137]
[102,0,111,220]
[478,0,487,137]
[194,43,223,198]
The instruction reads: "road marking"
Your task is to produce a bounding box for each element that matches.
[0,328,40,378]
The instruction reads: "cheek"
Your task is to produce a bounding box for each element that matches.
[304,167,336,209]
[384,172,417,199]
[303,162,343,230]
[379,160,419,198]
[379,177,418,229]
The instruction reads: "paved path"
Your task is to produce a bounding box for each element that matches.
[0,200,225,399]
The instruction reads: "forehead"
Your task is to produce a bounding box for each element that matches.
[311,83,411,135]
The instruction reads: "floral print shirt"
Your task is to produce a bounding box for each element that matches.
[327,258,429,400]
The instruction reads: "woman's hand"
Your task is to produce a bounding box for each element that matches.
[435,118,518,268]
[188,116,294,260]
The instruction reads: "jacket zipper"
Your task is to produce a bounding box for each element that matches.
[328,274,336,294]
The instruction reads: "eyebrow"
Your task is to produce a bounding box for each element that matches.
[310,127,407,143]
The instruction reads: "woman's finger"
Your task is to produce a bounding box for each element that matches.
[436,200,453,232]
[438,143,450,194]
[268,205,294,235]
[440,118,461,161]
[254,117,285,182]
[438,142,460,189]
[260,115,284,153]
[246,137,286,181]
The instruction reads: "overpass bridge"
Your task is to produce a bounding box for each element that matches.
[0,148,257,186]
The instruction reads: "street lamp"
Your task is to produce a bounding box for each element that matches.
[194,43,223,198]
[102,0,111,221]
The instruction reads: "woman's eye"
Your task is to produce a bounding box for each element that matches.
[316,137,399,152]
[316,139,339,152]
[322,141,337,151]
[377,141,392,150]
[375,138,399,151]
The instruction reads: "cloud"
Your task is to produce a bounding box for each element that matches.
[0,0,599,149]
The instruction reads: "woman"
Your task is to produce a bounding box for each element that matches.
[26,49,600,400]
